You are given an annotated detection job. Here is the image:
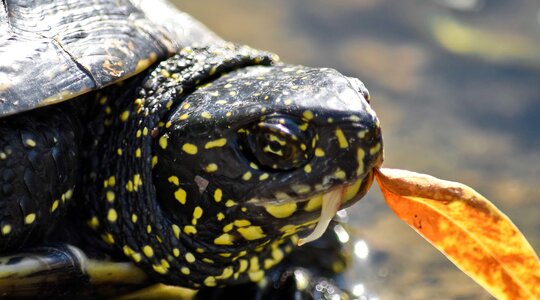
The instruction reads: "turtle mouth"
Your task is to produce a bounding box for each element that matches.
[247,169,375,245]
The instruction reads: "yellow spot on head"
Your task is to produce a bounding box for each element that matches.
[234,219,251,227]
[315,148,325,157]
[264,202,297,218]
[225,199,237,207]
[304,164,312,173]
[217,212,225,221]
[193,206,203,219]
[131,214,138,223]
[131,253,142,262]
[237,226,266,240]
[223,223,234,232]
[135,148,141,157]
[168,176,179,186]
[205,163,218,172]
[204,276,216,287]
[259,173,269,181]
[214,233,234,245]
[179,113,189,120]
[182,143,198,155]
[173,248,180,257]
[205,138,227,149]
[335,128,349,149]
[335,169,346,180]
[304,195,323,212]
[24,213,36,224]
[181,267,190,275]
[174,188,187,204]
[302,110,314,120]
[201,111,212,119]
[214,188,223,202]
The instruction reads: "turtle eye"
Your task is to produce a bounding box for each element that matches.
[243,117,312,171]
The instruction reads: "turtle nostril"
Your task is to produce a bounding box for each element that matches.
[345,77,370,103]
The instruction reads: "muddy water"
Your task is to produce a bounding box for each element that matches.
[174,1,540,298]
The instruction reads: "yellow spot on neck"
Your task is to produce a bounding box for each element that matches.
[135,148,141,157]
[242,171,252,181]
[204,276,216,287]
[172,224,181,239]
[51,200,59,212]
[185,252,196,263]
[237,226,266,240]
[143,245,154,257]
[173,248,180,257]
[106,191,115,202]
[159,135,168,149]
[102,233,115,245]
[1,224,12,235]
[152,264,168,274]
[120,110,130,122]
[181,267,190,275]
[259,173,269,181]
[304,164,312,173]
[88,217,99,229]
[201,111,212,119]
[25,139,36,148]
[214,233,234,245]
[225,199,237,207]
[131,214,138,223]
[248,270,265,282]
[264,202,297,218]
[205,138,227,149]
[182,143,198,155]
[24,213,36,224]
[107,209,118,222]
[184,225,197,235]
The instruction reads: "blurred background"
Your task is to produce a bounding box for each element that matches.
[174,1,540,299]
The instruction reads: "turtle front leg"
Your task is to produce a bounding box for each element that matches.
[0,105,80,252]
[195,220,355,300]
[0,244,150,298]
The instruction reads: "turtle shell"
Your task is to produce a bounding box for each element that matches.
[0,0,222,117]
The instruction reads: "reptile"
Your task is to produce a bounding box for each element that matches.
[0,0,383,298]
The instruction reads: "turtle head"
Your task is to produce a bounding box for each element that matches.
[153,63,383,284]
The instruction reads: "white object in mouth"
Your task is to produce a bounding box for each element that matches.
[297,187,344,246]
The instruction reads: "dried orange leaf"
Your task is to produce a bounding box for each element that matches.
[375,167,540,300]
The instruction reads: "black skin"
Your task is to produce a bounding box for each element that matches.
[0,44,383,298]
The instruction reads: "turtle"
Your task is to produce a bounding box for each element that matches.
[0,0,383,298]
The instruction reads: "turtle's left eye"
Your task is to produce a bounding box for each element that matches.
[242,117,313,171]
